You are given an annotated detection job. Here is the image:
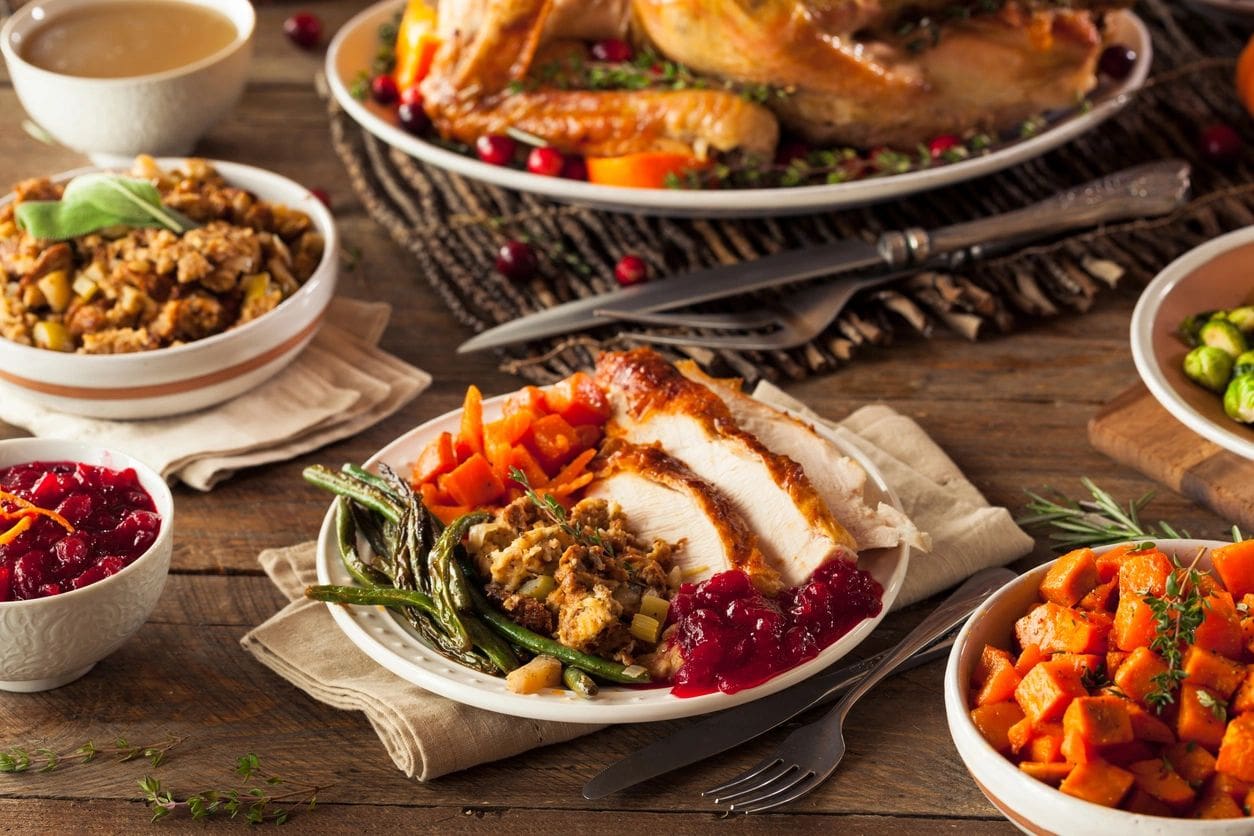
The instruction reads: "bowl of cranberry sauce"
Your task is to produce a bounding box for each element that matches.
[0,439,173,693]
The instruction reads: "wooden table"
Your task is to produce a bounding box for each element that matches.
[0,3,1236,831]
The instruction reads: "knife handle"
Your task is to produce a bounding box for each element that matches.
[878,159,1192,267]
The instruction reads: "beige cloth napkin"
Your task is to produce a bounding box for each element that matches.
[0,299,431,490]
[240,389,1033,781]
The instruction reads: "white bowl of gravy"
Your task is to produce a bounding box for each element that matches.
[0,0,255,161]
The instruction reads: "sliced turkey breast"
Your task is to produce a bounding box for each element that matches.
[586,440,780,592]
[595,349,856,588]
[676,361,930,556]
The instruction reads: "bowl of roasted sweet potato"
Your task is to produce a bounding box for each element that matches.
[945,538,1254,833]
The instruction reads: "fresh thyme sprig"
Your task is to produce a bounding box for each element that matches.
[0,735,182,774]
[509,467,612,556]
[1018,478,1188,551]
[1143,552,1209,713]
[141,753,329,824]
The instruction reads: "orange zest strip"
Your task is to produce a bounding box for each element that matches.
[0,490,75,534]
[0,516,32,546]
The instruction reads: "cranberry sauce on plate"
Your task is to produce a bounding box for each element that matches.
[0,461,160,602]
[668,560,883,697]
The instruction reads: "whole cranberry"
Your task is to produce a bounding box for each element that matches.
[927,134,960,159]
[495,240,538,281]
[526,146,566,177]
[1199,123,1242,164]
[775,140,811,166]
[476,134,517,166]
[614,254,649,287]
[561,155,588,181]
[310,188,331,208]
[400,86,425,107]
[370,74,399,105]
[397,102,430,135]
[283,12,323,49]
[1098,44,1137,81]
[590,39,633,63]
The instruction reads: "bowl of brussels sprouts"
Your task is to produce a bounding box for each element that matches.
[1131,225,1254,460]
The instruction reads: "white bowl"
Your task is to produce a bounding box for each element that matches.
[0,438,174,692]
[0,158,339,419]
[1131,226,1254,461]
[0,0,255,161]
[945,539,1248,835]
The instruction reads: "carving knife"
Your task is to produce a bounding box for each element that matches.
[457,160,1189,354]
[581,566,1017,800]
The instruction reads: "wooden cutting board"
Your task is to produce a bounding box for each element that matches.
[1089,384,1254,532]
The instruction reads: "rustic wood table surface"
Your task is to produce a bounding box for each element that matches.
[0,2,1238,832]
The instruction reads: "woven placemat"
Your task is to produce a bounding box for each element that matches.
[331,0,1254,384]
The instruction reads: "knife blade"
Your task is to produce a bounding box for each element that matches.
[581,566,1018,800]
[457,160,1190,354]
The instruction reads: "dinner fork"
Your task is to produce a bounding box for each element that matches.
[703,567,1015,814]
[607,272,908,352]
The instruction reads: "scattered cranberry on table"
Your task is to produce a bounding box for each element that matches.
[590,39,633,63]
[495,240,539,282]
[476,134,517,166]
[560,155,588,181]
[526,146,566,177]
[283,12,323,50]
[370,74,399,105]
[614,254,649,287]
[1199,123,1242,164]
[397,103,430,135]
[1097,44,1137,81]
[928,134,961,159]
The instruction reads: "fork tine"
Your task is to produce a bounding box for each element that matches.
[702,756,784,798]
[725,768,814,812]
[625,330,797,352]
[711,764,798,804]
[733,772,825,814]
[596,307,781,330]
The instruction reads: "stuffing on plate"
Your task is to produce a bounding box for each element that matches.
[0,155,323,354]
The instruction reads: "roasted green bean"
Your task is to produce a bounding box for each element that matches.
[562,667,599,699]
[335,497,390,588]
[305,584,438,616]
[303,465,402,524]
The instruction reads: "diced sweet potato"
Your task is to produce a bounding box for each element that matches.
[1165,741,1218,786]
[1106,650,1129,677]
[1124,787,1174,817]
[1177,685,1228,752]
[1062,728,1098,764]
[1233,670,1254,715]
[1128,758,1197,809]
[1240,615,1254,656]
[1212,540,1254,600]
[1193,590,1244,661]
[1041,548,1099,607]
[1064,696,1135,747]
[523,413,582,472]
[1015,644,1045,677]
[1193,785,1244,819]
[1008,716,1034,755]
[1181,645,1246,699]
[1079,580,1118,613]
[1216,713,1254,783]
[542,371,610,427]
[973,645,1022,708]
[1015,603,1109,655]
[1050,653,1103,675]
[1027,722,1065,762]
[1019,761,1074,785]
[970,702,1025,754]
[1096,543,1138,584]
[1113,594,1158,652]
[1127,702,1176,744]
[413,431,457,484]
[1118,549,1173,598]
[1015,660,1089,724]
[1058,759,1135,807]
[1114,646,1169,706]
[1101,740,1155,767]
[1209,771,1252,801]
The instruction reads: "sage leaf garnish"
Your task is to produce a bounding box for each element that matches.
[15,173,198,240]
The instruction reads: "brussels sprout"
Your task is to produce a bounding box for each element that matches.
[1225,306,1254,334]
[1184,346,1235,393]
[1199,319,1248,357]
[1223,375,1254,424]
[1236,350,1254,377]
[1179,311,1218,347]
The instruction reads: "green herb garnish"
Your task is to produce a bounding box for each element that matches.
[15,173,198,241]
[1196,688,1227,723]
[1019,478,1187,551]
[1143,556,1209,713]
[509,467,612,556]
[0,735,181,773]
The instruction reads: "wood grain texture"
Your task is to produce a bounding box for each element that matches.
[1089,383,1254,532]
[0,2,1235,830]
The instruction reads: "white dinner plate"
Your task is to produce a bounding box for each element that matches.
[326,1,1152,218]
[314,393,911,723]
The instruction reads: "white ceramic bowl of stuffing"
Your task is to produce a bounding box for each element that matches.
[0,437,174,692]
[945,539,1249,835]
[0,0,255,161]
[0,157,338,419]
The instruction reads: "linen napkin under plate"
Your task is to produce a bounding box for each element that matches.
[241,387,1034,781]
[0,298,431,490]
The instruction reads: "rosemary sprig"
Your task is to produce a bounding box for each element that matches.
[0,735,182,773]
[1143,554,1209,713]
[1018,478,1187,551]
[141,753,329,824]
[509,467,612,556]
